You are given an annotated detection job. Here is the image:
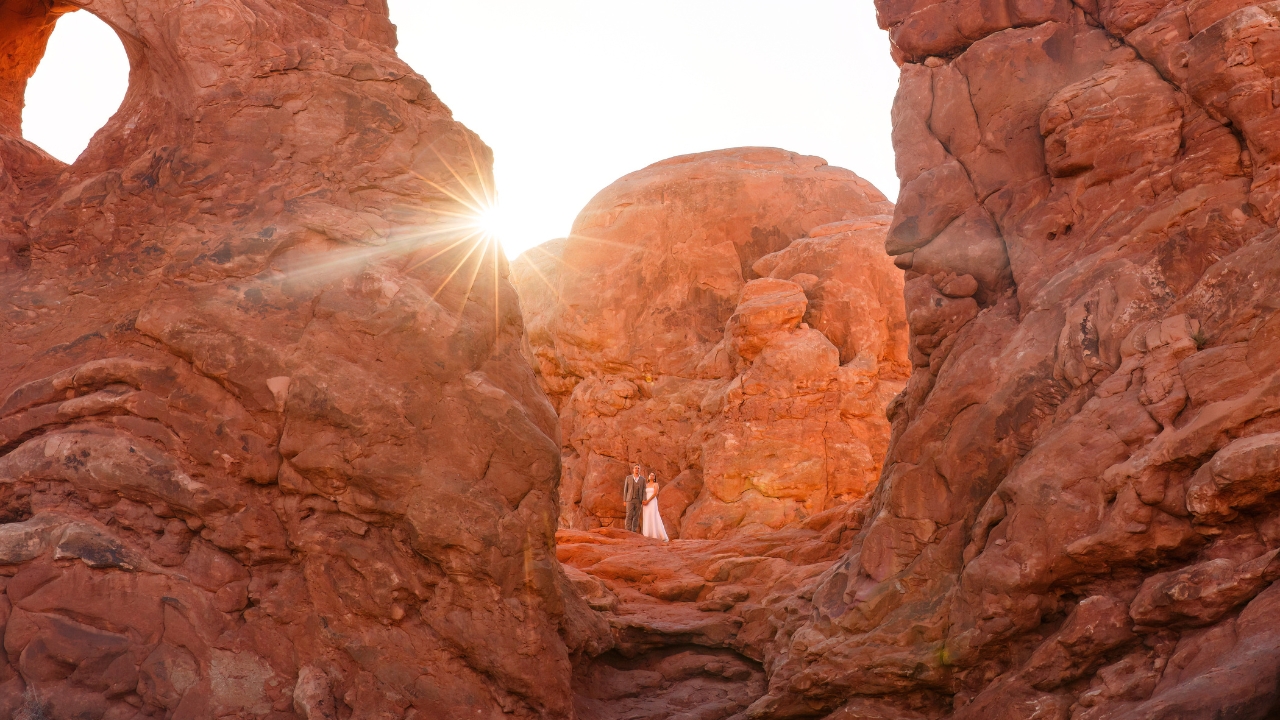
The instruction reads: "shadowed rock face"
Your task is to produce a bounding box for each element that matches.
[0,1,606,718]
[556,504,868,720]
[512,148,909,540]
[732,2,1280,718]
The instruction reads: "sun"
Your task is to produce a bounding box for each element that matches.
[473,202,514,245]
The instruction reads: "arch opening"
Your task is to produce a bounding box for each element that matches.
[14,5,129,164]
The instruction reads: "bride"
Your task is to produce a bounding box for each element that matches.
[641,473,669,542]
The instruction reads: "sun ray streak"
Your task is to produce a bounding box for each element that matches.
[421,140,490,211]
[519,251,566,306]
[416,175,484,215]
[273,140,518,327]
[517,239,596,278]
[560,231,643,254]
[455,237,493,319]
[465,136,494,209]
[430,234,487,304]
[493,234,501,337]
[403,229,485,275]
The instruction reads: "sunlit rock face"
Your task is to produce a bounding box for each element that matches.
[0,1,606,718]
[740,2,1280,718]
[512,148,909,540]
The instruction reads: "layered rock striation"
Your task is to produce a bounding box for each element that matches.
[0,2,604,718]
[562,3,1280,719]
[6,0,1276,716]
[557,503,868,719]
[512,148,909,540]
[729,1,1280,718]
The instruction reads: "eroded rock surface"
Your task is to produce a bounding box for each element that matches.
[562,3,1280,718]
[512,149,908,539]
[722,1,1280,718]
[0,1,604,718]
[557,502,869,720]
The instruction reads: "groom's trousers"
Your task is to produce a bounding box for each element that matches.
[625,497,642,533]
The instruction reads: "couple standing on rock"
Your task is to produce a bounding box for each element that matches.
[623,464,668,541]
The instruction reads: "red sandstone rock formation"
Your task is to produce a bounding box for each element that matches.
[728,1,1280,718]
[8,0,1274,716]
[556,503,868,719]
[0,2,605,718]
[512,148,909,540]
[559,4,1280,719]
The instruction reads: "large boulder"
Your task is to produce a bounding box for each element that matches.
[0,1,605,718]
[512,148,908,539]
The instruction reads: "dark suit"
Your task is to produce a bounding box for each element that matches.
[623,473,645,532]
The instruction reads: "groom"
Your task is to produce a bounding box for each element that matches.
[622,464,646,533]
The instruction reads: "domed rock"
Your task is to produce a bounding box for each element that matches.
[512,148,908,539]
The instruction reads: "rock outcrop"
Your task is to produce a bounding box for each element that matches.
[557,503,868,719]
[513,148,909,539]
[560,3,1280,719]
[0,2,604,718]
[725,1,1280,718]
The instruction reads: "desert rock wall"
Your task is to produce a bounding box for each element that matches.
[6,0,1277,716]
[0,2,604,718]
[512,148,909,540]
[736,2,1280,718]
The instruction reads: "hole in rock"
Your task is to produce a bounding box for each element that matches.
[18,8,129,163]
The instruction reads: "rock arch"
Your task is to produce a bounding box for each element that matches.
[0,0,68,136]
[19,8,130,164]
[0,1,594,718]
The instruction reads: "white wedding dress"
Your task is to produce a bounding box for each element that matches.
[641,484,669,541]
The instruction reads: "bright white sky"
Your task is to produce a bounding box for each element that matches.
[24,3,899,258]
[22,12,129,165]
